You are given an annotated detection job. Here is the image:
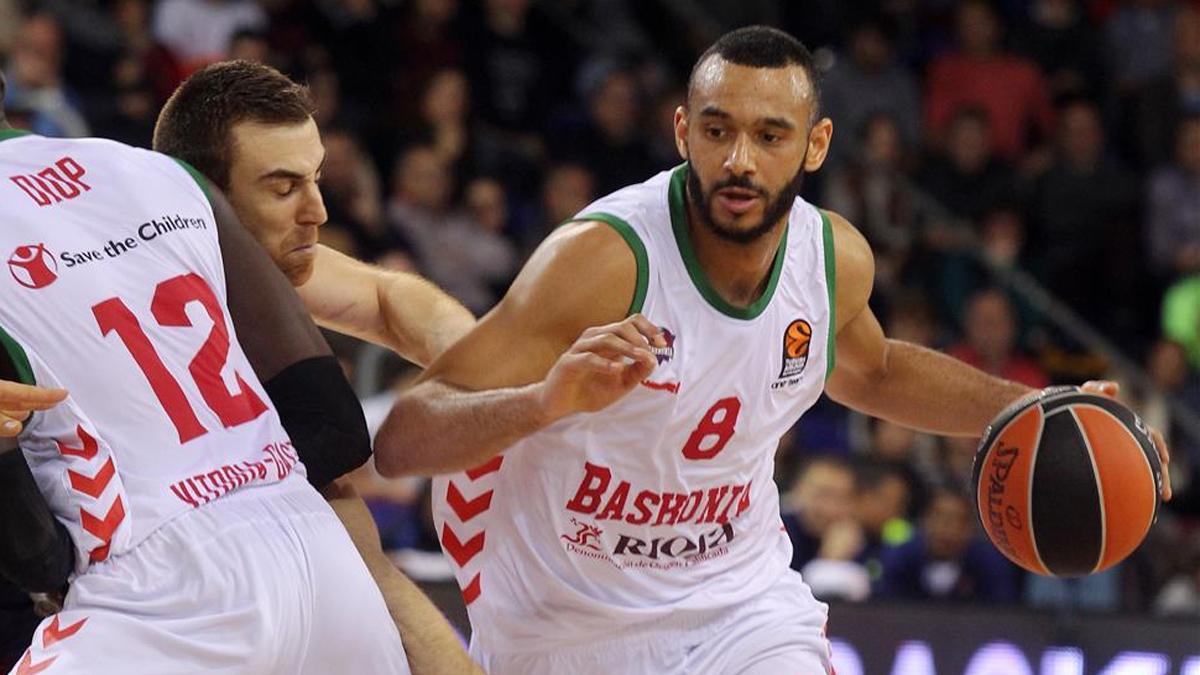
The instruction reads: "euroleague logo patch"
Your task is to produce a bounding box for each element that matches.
[779,318,812,379]
[8,243,58,290]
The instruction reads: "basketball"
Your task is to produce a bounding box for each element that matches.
[972,387,1162,577]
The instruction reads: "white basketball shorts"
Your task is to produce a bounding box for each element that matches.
[471,569,832,675]
[10,476,409,674]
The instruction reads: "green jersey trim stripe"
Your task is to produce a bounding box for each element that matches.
[171,158,214,206]
[820,209,836,381]
[667,163,787,320]
[564,213,649,316]
[0,325,35,385]
[0,129,33,143]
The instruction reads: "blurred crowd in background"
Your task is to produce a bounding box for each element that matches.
[3,0,1200,622]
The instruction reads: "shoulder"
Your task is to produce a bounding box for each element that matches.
[503,220,639,332]
[822,209,874,330]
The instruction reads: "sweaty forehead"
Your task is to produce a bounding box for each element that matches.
[689,58,813,123]
[229,118,324,178]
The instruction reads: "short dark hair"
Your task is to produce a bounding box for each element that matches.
[687,26,820,118]
[153,60,314,190]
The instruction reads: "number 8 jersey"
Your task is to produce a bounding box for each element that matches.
[433,163,836,655]
[0,131,299,573]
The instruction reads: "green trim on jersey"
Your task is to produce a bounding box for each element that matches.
[564,213,649,316]
[820,210,837,381]
[667,163,787,320]
[0,326,35,385]
[171,158,214,205]
[0,129,33,143]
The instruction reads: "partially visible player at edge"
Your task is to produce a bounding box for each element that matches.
[374,26,1172,674]
[0,62,481,674]
[0,68,411,672]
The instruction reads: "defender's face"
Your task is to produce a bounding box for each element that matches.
[674,58,830,243]
[226,117,327,286]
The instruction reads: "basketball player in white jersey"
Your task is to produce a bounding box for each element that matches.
[373,26,1172,674]
[0,69,411,672]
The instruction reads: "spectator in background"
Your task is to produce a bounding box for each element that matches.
[515,162,596,256]
[647,86,685,169]
[782,457,872,602]
[227,28,270,64]
[1027,97,1141,339]
[1104,0,1179,97]
[112,0,183,106]
[396,68,477,186]
[152,0,266,73]
[877,488,1020,603]
[1146,115,1200,278]
[924,0,1054,161]
[4,12,89,138]
[854,460,916,585]
[388,147,516,312]
[950,289,1049,388]
[319,128,389,260]
[1013,0,1104,98]
[389,0,463,127]
[1131,8,1200,171]
[918,107,1016,223]
[555,63,655,195]
[821,18,921,170]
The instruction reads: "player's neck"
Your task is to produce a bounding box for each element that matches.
[684,201,787,308]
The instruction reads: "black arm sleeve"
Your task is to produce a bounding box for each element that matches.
[263,356,371,488]
[0,348,73,593]
[206,179,370,488]
[0,451,74,593]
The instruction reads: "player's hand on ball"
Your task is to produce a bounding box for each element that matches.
[0,379,68,437]
[1080,380,1172,501]
[538,314,665,420]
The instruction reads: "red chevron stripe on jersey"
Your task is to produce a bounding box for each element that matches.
[56,425,98,460]
[67,457,116,499]
[81,497,125,562]
[441,524,485,567]
[461,573,482,605]
[14,649,56,675]
[41,616,86,649]
[465,455,503,480]
[446,481,493,522]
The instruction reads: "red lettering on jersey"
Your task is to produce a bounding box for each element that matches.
[653,492,687,526]
[697,486,730,524]
[677,490,705,523]
[716,485,746,524]
[8,157,91,207]
[565,462,611,514]
[626,490,659,525]
[596,480,631,521]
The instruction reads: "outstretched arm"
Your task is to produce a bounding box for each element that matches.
[299,246,476,367]
[824,210,1031,436]
[374,222,664,477]
[822,210,1171,498]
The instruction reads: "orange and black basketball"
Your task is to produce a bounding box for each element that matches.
[971,387,1162,577]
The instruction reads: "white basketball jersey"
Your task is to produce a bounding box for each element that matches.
[0,131,301,573]
[433,164,836,653]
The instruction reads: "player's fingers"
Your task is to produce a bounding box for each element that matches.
[0,381,68,410]
[626,314,666,347]
[568,352,626,377]
[621,350,657,387]
[0,412,23,437]
[572,334,654,362]
[1151,427,1172,501]
[1080,380,1119,398]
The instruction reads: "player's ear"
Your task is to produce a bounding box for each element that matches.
[674,105,689,160]
[803,117,833,173]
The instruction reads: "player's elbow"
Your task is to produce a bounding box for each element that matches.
[372,407,418,478]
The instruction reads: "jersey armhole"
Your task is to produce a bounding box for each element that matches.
[820,209,837,381]
[561,212,649,316]
[0,325,35,385]
[171,157,214,207]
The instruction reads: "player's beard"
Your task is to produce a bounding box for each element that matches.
[686,157,807,245]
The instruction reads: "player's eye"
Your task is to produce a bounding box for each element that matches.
[275,182,298,197]
[704,127,726,140]
[761,132,781,144]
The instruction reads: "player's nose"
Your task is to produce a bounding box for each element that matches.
[298,182,328,227]
[723,132,757,176]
